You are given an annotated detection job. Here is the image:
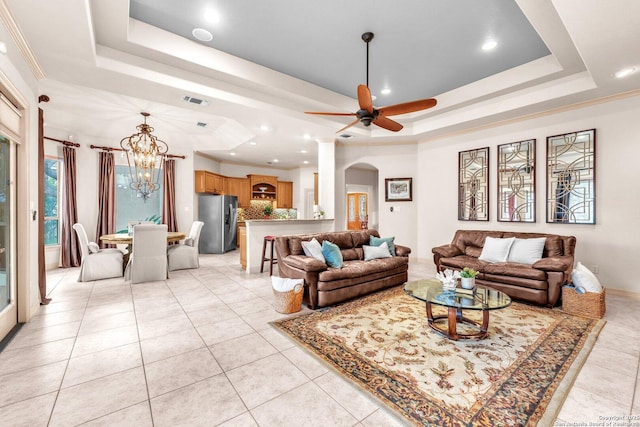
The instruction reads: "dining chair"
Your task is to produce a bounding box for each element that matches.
[72,223,124,282]
[167,221,204,271]
[125,224,168,284]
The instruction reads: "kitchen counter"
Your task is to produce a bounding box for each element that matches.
[243,219,334,273]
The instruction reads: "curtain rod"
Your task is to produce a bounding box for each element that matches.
[89,144,186,159]
[44,136,80,147]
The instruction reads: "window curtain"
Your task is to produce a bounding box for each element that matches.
[162,159,178,232]
[95,152,116,248]
[60,146,80,267]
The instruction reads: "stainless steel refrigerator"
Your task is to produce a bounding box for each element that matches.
[198,194,238,253]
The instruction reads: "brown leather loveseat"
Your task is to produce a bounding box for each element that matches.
[432,230,576,307]
[275,230,411,309]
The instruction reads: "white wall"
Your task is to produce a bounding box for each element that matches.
[417,94,640,293]
[336,144,418,252]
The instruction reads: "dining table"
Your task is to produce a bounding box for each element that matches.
[100,231,187,268]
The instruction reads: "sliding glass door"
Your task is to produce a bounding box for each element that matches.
[0,135,16,340]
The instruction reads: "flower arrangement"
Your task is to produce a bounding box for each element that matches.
[460,267,478,278]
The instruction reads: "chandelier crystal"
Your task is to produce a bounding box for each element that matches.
[120,112,169,201]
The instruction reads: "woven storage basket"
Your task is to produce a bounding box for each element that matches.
[562,286,606,319]
[273,283,304,314]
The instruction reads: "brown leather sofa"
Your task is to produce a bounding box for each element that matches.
[275,230,411,309]
[432,230,576,307]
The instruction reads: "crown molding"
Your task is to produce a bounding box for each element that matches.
[0,1,46,80]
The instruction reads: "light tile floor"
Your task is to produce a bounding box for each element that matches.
[0,252,637,426]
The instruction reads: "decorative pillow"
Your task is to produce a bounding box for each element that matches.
[370,236,396,256]
[478,237,515,263]
[363,242,392,261]
[571,262,603,293]
[88,242,100,254]
[321,240,343,268]
[271,276,303,292]
[184,238,194,247]
[301,238,325,262]
[507,237,546,265]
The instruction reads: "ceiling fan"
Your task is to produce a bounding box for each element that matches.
[305,32,437,133]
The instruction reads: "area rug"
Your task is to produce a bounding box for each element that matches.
[271,286,605,426]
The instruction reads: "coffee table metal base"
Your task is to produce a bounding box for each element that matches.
[425,301,490,340]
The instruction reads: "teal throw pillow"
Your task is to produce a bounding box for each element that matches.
[370,236,396,256]
[321,240,343,268]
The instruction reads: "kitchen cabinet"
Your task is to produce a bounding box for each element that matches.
[239,224,247,269]
[248,174,277,200]
[276,181,293,208]
[226,177,250,207]
[195,170,226,194]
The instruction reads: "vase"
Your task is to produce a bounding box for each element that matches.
[461,277,475,289]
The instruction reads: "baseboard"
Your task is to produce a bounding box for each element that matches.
[606,287,640,301]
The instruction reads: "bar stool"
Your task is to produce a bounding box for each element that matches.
[260,235,277,275]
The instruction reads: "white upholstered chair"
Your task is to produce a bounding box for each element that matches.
[167,221,204,271]
[72,223,123,282]
[125,224,168,284]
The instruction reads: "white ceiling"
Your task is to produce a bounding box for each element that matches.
[4,0,640,169]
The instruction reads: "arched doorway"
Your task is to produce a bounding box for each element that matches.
[345,163,378,231]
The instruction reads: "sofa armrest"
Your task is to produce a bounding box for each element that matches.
[395,245,411,257]
[532,256,573,273]
[281,255,327,272]
[432,244,463,258]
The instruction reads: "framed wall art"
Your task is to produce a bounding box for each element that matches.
[458,147,489,221]
[497,139,536,222]
[385,178,412,202]
[546,129,596,224]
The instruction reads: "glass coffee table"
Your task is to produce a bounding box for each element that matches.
[404,279,511,340]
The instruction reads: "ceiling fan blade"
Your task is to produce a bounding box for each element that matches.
[305,112,356,116]
[378,98,437,116]
[373,115,403,132]
[336,118,360,134]
[357,85,373,113]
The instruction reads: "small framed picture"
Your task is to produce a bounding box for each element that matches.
[385,178,412,202]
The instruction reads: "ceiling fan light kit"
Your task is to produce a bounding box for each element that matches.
[305,32,437,133]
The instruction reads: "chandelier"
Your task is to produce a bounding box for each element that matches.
[120,112,168,201]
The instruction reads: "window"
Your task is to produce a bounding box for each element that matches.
[115,165,163,233]
[44,157,61,245]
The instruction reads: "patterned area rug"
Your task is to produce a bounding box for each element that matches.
[271,286,605,426]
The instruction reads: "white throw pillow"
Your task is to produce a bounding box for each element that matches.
[88,242,100,254]
[507,237,546,265]
[571,262,603,293]
[363,242,392,261]
[301,238,325,262]
[479,237,515,263]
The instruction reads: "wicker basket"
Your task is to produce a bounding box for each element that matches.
[273,283,304,314]
[562,286,606,319]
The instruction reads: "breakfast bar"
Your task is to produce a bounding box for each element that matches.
[243,219,334,273]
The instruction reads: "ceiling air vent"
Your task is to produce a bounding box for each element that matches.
[196,122,208,128]
[339,133,353,139]
[182,95,209,106]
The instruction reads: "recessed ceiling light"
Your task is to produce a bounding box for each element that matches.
[482,40,498,51]
[615,67,637,78]
[229,152,236,156]
[300,149,307,154]
[192,28,213,42]
[371,95,377,101]
[260,125,271,132]
[380,88,391,95]
[203,9,221,24]
[303,160,309,165]
[273,159,279,163]
[249,141,257,145]
[0,42,7,55]
[303,133,311,140]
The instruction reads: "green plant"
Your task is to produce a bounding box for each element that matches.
[264,204,273,216]
[460,267,478,278]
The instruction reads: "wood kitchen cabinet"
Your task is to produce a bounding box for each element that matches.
[276,181,293,208]
[226,177,250,207]
[239,225,247,269]
[248,174,278,200]
[195,170,226,194]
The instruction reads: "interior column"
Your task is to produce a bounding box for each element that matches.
[316,138,335,224]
